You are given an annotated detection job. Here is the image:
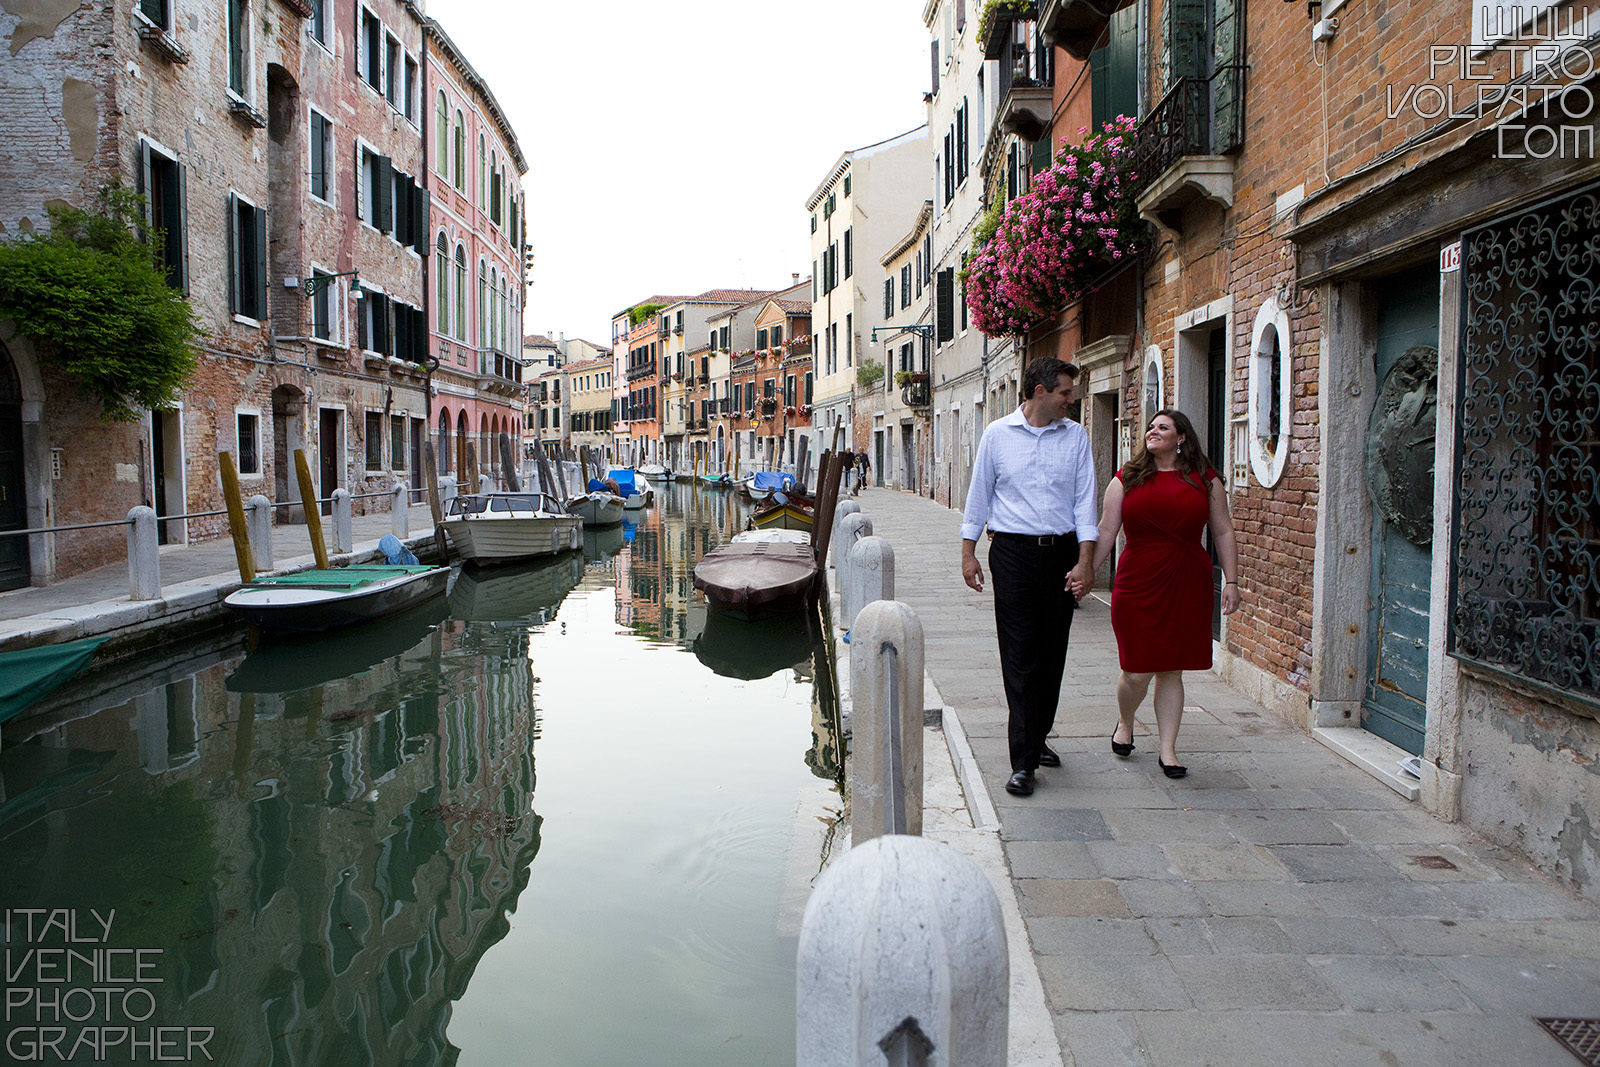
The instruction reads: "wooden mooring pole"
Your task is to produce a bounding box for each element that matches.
[218,451,255,585]
[294,449,331,570]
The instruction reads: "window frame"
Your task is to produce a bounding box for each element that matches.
[364,410,385,471]
[235,408,263,478]
[308,107,333,204]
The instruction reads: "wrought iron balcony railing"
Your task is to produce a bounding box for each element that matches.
[1130,65,1246,202]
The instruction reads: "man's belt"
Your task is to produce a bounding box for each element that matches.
[991,531,1076,547]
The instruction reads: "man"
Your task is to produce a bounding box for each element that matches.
[960,357,1098,797]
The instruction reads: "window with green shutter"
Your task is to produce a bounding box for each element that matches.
[1091,5,1140,131]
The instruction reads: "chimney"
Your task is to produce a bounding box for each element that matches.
[792,273,799,285]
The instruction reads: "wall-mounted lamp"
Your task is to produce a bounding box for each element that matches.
[868,324,935,348]
[302,271,362,299]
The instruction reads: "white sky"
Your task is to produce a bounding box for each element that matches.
[437,0,933,346]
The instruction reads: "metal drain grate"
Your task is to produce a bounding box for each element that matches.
[1537,1018,1600,1065]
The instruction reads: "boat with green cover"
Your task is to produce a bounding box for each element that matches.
[0,636,107,726]
[223,564,448,634]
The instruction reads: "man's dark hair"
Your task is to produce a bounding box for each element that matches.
[1021,357,1079,400]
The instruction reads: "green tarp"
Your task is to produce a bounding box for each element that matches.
[0,636,108,725]
[248,565,435,590]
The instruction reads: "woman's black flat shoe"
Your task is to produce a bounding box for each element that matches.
[1111,727,1134,758]
[1158,758,1187,779]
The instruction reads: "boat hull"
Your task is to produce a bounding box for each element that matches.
[693,541,818,620]
[442,514,583,565]
[749,502,814,532]
[224,566,448,634]
[570,493,625,527]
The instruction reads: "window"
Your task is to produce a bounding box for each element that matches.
[136,139,187,291]
[361,10,381,91]
[453,112,466,191]
[478,135,487,209]
[359,147,392,232]
[884,278,894,318]
[844,228,853,279]
[477,261,487,348]
[383,34,399,107]
[390,415,406,470]
[935,268,955,343]
[404,57,417,121]
[756,328,768,350]
[1247,297,1290,487]
[227,192,266,321]
[227,0,249,97]
[236,411,261,475]
[308,0,327,46]
[845,313,852,367]
[310,269,335,341]
[140,0,170,29]
[365,411,383,469]
[454,246,467,342]
[930,39,940,96]
[1091,5,1140,130]
[772,324,782,346]
[901,265,912,309]
[436,234,450,334]
[844,175,851,197]
[309,109,331,201]
[943,131,955,205]
[811,215,817,234]
[359,289,389,354]
[435,93,449,174]
[805,372,813,404]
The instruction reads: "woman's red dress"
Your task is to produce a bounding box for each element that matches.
[1110,469,1215,672]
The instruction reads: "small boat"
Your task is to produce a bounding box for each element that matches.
[568,485,626,527]
[749,489,815,532]
[693,530,818,619]
[606,468,654,510]
[743,471,791,502]
[225,599,446,692]
[441,492,583,566]
[223,564,448,634]
[638,462,671,482]
[699,471,732,488]
[0,636,108,726]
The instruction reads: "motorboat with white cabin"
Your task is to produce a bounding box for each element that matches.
[440,491,583,566]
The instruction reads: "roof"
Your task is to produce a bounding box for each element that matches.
[613,296,691,319]
[684,287,782,305]
[564,356,609,371]
[425,20,528,173]
[773,298,812,314]
[804,125,929,210]
[522,334,558,348]
[882,201,935,265]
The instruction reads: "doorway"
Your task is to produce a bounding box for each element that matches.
[318,407,342,515]
[0,347,27,591]
[149,408,185,544]
[1362,266,1439,754]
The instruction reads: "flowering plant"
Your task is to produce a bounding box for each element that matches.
[784,405,796,416]
[964,117,1149,337]
[797,403,808,417]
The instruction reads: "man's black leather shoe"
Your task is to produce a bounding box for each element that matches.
[1037,743,1061,767]
[1005,770,1035,796]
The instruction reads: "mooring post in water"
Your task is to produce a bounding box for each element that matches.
[423,442,449,564]
[127,506,160,600]
[391,483,409,538]
[849,599,923,841]
[796,834,1009,1067]
[293,449,330,570]
[441,476,458,510]
[218,451,255,584]
[246,495,274,572]
[846,536,894,631]
[331,489,353,553]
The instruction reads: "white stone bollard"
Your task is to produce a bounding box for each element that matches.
[846,536,894,630]
[837,513,872,622]
[127,506,160,601]
[391,483,409,537]
[479,473,493,495]
[797,834,1009,1067]
[441,476,458,511]
[850,598,923,842]
[246,495,273,571]
[331,489,353,554]
[831,500,860,569]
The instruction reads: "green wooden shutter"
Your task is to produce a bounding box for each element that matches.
[1212,0,1244,151]
[173,162,188,294]
[1165,0,1208,90]
[227,193,240,314]
[413,186,430,254]
[936,268,954,342]
[375,156,393,233]
[253,204,267,320]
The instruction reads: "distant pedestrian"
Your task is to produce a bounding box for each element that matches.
[857,450,871,488]
[960,357,1098,798]
[1085,409,1240,779]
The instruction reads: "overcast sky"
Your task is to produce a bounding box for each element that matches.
[438,1,933,346]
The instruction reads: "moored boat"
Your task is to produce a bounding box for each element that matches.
[748,490,815,532]
[606,468,654,509]
[638,462,671,482]
[693,530,818,619]
[568,486,626,527]
[440,492,583,566]
[223,564,448,634]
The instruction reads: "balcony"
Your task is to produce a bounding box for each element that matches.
[1131,67,1245,232]
[901,381,931,409]
[995,40,1054,143]
[1038,0,1137,60]
[981,1,1037,59]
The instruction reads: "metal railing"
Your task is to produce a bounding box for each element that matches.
[1131,64,1247,200]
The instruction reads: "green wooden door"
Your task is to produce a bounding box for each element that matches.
[0,347,27,591]
[1362,266,1439,754]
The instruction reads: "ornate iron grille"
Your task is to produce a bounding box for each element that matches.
[1451,182,1600,706]
[1129,64,1246,200]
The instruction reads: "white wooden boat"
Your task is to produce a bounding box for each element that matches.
[568,491,625,527]
[440,492,583,566]
[606,469,654,510]
[224,564,448,634]
[638,462,671,481]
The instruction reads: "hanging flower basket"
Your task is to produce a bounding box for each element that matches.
[797,404,809,417]
[965,116,1150,337]
[784,405,796,416]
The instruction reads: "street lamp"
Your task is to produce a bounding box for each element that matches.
[868,323,935,347]
[302,271,362,299]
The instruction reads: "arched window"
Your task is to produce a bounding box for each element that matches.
[456,409,469,476]
[437,408,451,474]
[477,259,487,352]
[478,135,487,210]
[435,233,449,335]
[454,245,467,343]
[1248,297,1292,488]
[435,92,448,175]
[488,267,499,352]
[453,111,465,192]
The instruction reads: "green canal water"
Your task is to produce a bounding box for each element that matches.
[1,485,842,1066]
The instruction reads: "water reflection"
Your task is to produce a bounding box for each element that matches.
[0,480,840,1065]
[692,610,821,681]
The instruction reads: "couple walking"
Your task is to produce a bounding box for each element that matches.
[959,357,1241,798]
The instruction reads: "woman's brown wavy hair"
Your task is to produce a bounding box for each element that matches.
[1119,409,1220,494]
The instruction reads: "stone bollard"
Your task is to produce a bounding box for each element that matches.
[246,495,273,571]
[797,834,1009,1067]
[331,489,353,554]
[441,476,458,511]
[391,483,409,537]
[479,473,493,495]
[846,536,894,630]
[837,513,872,623]
[127,506,160,601]
[831,500,860,569]
[850,599,923,842]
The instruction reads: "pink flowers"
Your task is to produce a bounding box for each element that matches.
[966,117,1148,337]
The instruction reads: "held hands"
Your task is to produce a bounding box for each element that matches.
[1065,563,1093,603]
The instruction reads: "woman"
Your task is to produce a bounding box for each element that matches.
[1078,410,1240,778]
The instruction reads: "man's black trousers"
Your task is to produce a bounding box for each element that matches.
[988,532,1078,773]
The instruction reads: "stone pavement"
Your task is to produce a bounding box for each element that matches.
[853,486,1600,1067]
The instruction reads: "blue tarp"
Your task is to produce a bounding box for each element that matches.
[588,478,609,493]
[378,534,418,565]
[751,471,793,492]
[606,469,639,494]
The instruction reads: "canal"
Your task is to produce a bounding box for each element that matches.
[0,484,843,1066]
